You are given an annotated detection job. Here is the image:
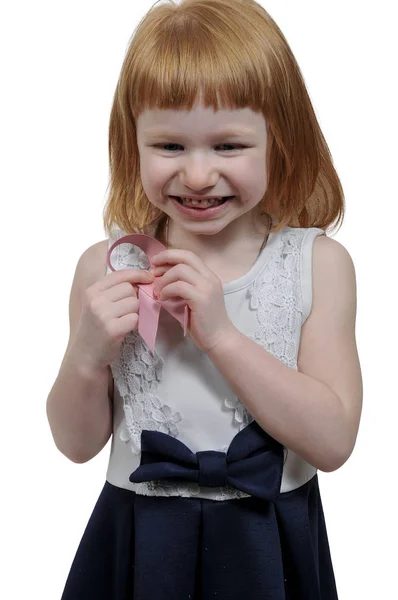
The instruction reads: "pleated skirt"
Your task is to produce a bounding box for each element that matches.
[60,474,338,599]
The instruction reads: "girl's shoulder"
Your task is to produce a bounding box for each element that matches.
[80,238,111,282]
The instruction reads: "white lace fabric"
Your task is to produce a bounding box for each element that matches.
[109,228,306,500]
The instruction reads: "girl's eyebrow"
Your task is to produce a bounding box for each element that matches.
[143,127,255,138]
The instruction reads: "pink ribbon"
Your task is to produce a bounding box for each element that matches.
[106,233,188,354]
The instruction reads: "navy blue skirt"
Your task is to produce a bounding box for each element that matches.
[61,423,338,599]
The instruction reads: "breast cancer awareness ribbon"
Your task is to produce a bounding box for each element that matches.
[106,233,189,354]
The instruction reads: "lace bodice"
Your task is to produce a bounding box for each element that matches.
[105,225,325,500]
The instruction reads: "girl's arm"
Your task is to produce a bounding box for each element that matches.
[46,241,113,463]
[46,349,112,463]
[207,236,363,473]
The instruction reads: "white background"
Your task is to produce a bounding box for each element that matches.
[1,1,396,598]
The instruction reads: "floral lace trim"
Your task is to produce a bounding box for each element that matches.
[247,229,304,365]
[224,396,253,431]
[112,333,182,454]
[222,229,305,428]
[130,480,250,501]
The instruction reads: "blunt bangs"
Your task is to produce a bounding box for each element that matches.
[121,4,272,119]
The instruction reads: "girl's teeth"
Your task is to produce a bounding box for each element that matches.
[181,197,224,207]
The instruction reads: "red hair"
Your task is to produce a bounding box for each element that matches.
[103,0,344,243]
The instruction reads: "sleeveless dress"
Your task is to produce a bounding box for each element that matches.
[61,225,339,599]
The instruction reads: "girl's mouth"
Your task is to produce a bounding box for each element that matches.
[169,196,235,219]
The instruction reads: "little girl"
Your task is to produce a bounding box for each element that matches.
[47,1,363,598]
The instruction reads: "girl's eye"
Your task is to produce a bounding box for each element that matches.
[153,143,245,152]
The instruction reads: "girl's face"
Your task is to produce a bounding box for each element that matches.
[136,100,268,240]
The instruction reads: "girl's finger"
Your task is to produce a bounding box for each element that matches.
[154,263,199,294]
[151,265,171,276]
[151,249,210,278]
[158,281,193,303]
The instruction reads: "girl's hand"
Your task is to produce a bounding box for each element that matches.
[72,268,155,371]
[150,249,236,354]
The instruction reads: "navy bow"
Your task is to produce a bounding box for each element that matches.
[129,421,284,502]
